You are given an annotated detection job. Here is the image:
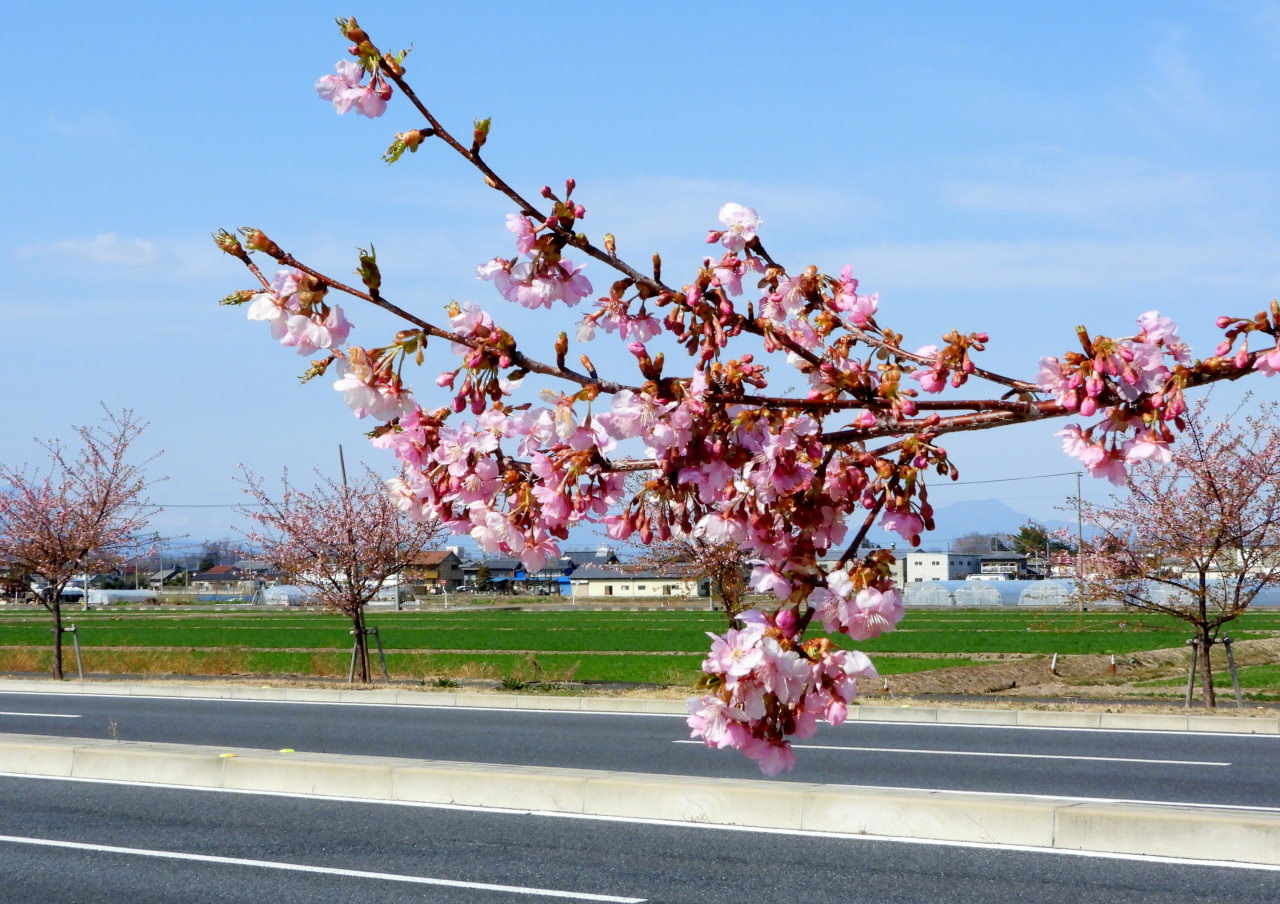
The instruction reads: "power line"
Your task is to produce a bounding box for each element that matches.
[156,469,1084,506]
[153,503,263,509]
[944,470,1081,487]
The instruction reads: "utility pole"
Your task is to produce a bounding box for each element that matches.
[1075,471,1085,612]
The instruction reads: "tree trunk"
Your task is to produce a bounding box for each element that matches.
[50,599,64,681]
[1197,624,1217,709]
[350,606,371,684]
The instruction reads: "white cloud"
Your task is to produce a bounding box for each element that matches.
[15,233,159,268]
[943,149,1213,222]
[1139,24,1231,131]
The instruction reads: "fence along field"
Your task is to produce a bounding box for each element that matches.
[2,605,1279,699]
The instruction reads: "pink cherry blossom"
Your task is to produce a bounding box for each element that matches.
[246,292,290,340]
[703,624,766,678]
[332,360,415,421]
[716,203,761,253]
[880,507,924,543]
[1255,346,1280,376]
[315,60,391,118]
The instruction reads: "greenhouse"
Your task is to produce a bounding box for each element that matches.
[902,580,1087,609]
[900,580,1280,609]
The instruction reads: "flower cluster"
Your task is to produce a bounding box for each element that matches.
[219,16,1280,770]
[477,188,593,310]
[1038,309,1271,484]
[246,268,352,356]
[316,60,392,118]
[687,609,877,775]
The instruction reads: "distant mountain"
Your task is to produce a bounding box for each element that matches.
[862,498,1080,551]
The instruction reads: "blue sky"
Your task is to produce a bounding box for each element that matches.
[3,1,1278,548]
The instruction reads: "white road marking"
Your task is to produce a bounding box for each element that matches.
[8,769,1279,815]
[0,712,81,719]
[3,774,1278,874]
[0,834,646,902]
[2,690,1276,739]
[671,739,1230,766]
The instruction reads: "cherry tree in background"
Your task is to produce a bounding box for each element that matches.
[239,466,446,683]
[622,477,750,617]
[0,410,159,679]
[216,17,1280,770]
[1075,399,1280,707]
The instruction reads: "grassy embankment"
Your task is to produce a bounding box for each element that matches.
[1,606,1277,693]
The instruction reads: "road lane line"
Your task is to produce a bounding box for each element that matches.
[0,834,646,902]
[0,712,81,719]
[672,739,1229,766]
[3,690,1277,739]
[10,768,1280,819]
[3,778,1278,874]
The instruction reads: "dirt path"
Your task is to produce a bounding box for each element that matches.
[878,637,1280,698]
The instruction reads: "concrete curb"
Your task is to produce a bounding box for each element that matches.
[1,731,1277,867]
[2,678,1277,734]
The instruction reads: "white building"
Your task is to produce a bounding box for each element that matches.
[901,552,981,583]
[569,566,701,600]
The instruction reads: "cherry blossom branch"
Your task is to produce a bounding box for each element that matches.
[220,15,1280,771]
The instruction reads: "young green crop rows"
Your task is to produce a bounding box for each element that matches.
[1,606,1277,690]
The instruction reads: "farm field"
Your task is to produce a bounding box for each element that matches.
[1,605,1278,698]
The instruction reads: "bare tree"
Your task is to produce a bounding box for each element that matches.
[1076,400,1280,706]
[949,532,1009,554]
[0,409,160,678]
[239,466,445,682]
[619,478,749,617]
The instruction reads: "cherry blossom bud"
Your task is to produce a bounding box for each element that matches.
[336,16,370,44]
[239,228,283,259]
[1214,340,1232,357]
[1080,397,1097,417]
[541,186,554,199]
[212,229,250,262]
[436,371,456,388]
[217,290,255,306]
[706,230,724,244]
[775,608,797,638]
[472,117,491,151]
[356,246,381,292]
[564,177,576,197]
[1216,316,1233,328]
[383,129,432,164]
[1234,348,1250,369]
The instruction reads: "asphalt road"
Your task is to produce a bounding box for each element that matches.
[3,775,1278,904]
[2,690,1277,808]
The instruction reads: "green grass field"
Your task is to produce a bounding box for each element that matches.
[1,604,1277,690]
